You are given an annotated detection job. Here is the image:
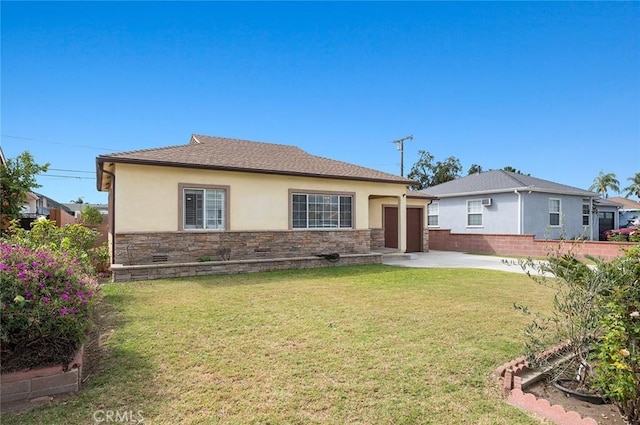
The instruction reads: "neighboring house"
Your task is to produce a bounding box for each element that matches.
[608,196,640,228]
[21,192,74,219]
[421,170,600,240]
[593,198,622,241]
[96,134,427,266]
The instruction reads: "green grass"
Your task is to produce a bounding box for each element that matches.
[2,265,555,424]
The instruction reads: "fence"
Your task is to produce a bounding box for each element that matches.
[429,229,633,261]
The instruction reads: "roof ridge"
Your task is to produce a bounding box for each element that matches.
[191,134,307,152]
[98,142,190,158]
[499,169,531,187]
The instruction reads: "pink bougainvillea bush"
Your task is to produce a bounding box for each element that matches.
[0,242,100,372]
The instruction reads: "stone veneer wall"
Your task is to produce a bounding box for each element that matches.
[114,230,372,265]
[370,228,385,250]
[111,253,382,282]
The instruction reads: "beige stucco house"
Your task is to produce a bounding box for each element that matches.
[96,134,430,273]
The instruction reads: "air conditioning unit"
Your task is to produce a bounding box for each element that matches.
[481,198,492,206]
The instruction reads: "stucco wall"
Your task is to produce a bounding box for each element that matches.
[432,192,594,240]
[434,192,520,234]
[368,196,429,229]
[521,192,591,240]
[114,163,406,233]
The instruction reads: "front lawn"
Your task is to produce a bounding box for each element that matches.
[2,265,554,424]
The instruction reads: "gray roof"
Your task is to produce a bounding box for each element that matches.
[422,170,598,198]
[97,134,416,190]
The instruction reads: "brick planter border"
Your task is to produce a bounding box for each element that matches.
[0,346,84,403]
[493,343,599,425]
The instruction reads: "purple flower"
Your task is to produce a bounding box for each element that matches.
[42,297,51,304]
[66,269,73,275]
[60,293,69,299]
[60,307,68,315]
[25,292,32,299]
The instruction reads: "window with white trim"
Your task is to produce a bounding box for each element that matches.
[183,188,226,230]
[582,203,590,226]
[549,198,561,226]
[427,201,439,226]
[467,200,482,226]
[292,193,352,229]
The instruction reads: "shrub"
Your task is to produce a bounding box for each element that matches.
[0,243,100,372]
[79,205,103,225]
[4,218,107,275]
[591,246,640,422]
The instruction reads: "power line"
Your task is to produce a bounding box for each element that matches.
[1,134,114,151]
[40,174,96,180]
[49,168,94,174]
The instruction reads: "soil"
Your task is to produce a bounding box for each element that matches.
[526,379,629,425]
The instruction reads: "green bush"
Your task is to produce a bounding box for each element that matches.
[5,218,108,275]
[0,242,100,372]
[591,246,640,423]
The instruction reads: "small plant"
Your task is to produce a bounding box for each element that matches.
[198,256,212,262]
[0,243,100,372]
[79,205,104,225]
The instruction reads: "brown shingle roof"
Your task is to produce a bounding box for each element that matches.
[97,134,416,189]
[608,197,640,210]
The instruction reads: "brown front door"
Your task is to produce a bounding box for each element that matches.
[384,206,423,252]
[406,207,423,252]
[384,206,398,249]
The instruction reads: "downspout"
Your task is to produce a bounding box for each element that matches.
[514,190,522,234]
[99,162,116,264]
[590,198,594,241]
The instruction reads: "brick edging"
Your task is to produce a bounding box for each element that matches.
[493,343,598,425]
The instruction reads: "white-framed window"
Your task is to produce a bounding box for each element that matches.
[582,202,590,226]
[292,193,353,229]
[427,201,439,227]
[466,200,482,227]
[549,198,561,226]
[181,186,227,230]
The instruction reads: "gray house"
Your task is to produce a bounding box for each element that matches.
[421,170,600,240]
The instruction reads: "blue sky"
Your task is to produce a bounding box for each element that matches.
[2,1,639,204]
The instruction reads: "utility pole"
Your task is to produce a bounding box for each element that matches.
[391,135,413,176]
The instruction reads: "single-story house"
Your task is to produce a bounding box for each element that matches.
[421,170,600,240]
[96,134,430,268]
[608,196,640,228]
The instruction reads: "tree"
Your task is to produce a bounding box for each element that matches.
[80,205,103,225]
[407,150,435,190]
[0,151,50,232]
[407,150,461,190]
[589,171,620,198]
[623,172,640,199]
[467,164,482,175]
[502,166,529,175]
[432,156,462,185]
[71,196,84,204]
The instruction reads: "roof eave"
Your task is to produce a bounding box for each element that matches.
[425,187,598,198]
[95,156,417,186]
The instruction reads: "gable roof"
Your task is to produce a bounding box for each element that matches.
[97,134,416,190]
[607,196,640,211]
[422,170,597,198]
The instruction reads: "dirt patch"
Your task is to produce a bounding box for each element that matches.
[526,379,628,425]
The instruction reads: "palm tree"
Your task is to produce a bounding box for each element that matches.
[588,171,620,198]
[623,172,640,198]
